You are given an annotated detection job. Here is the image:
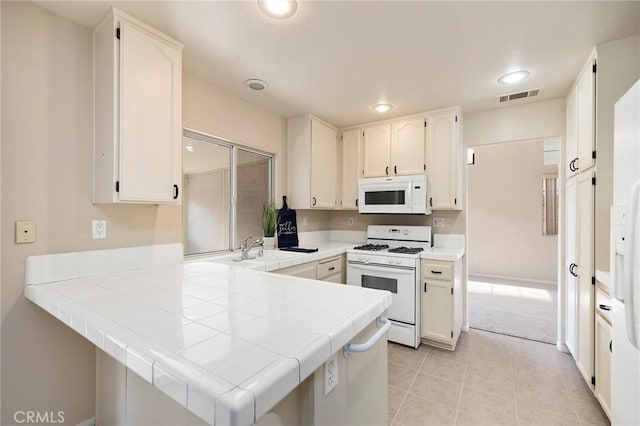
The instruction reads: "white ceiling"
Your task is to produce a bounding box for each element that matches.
[37,1,640,128]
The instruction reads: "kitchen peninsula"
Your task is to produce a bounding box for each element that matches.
[24,243,391,426]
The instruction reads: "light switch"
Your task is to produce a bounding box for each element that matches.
[16,220,36,244]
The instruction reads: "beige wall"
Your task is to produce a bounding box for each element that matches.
[183,73,287,208]
[468,140,558,282]
[1,2,288,424]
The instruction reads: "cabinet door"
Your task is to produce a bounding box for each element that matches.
[275,262,318,279]
[576,61,596,173]
[426,111,459,209]
[119,20,182,203]
[595,314,612,419]
[566,88,579,178]
[340,129,362,209]
[576,171,595,385]
[391,118,426,175]
[310,119,337,208]
[421,279,452,344]
[565,177,578,357]
[362,124,391,177]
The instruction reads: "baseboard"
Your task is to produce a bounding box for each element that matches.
[462,323,470,332]
[77,417,96,426]
[469,273,557,287]
[556,341,570,353]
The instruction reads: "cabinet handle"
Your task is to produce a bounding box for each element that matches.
[610,340,612,353]
[431,270,442,274]
[429,197,433,207]
[394,165,397,174]
[599,304,612,311]
[328,266,336,271]
[355,198,359,207]
[385,166,389,175]
[569,159,574,172]
[173,184,179,200]
[424,282,427,292]
[312,197,317,206]
[569,263,578,277]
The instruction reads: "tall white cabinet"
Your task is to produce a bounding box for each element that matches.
[426,107,462,210]
[362,124,392,177]
[287,115,338,209]
[340,129,362,209]
[565,51,597,390]
[94,9,183,204]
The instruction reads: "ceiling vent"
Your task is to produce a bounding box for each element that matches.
[498,88,542,103]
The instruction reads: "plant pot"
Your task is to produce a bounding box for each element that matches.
[263,236,276,249]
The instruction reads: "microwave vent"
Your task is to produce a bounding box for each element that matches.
[498,87,542,104]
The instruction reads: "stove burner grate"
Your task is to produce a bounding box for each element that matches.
[353,244,389,251]
[388,246,425,254]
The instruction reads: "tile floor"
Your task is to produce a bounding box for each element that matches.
[388,329,609,426]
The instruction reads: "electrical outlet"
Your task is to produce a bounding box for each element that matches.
[324,353,338,396]
[348,217,354,226]
[302,216,308,226]
[92,220,107,239]
[433,217,445,228]
[15,221,36,243]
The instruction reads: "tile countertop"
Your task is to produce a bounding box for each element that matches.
[24,243,391,426]
[420,234,466,262]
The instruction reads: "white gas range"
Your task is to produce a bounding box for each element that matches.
[346,225,431,348]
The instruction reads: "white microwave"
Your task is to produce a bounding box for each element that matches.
[358,175,431,215]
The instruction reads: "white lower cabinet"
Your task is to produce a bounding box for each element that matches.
[595,300,612,420]
[275,255,345,283]
[274,262,318,280]
[420,259,462,350]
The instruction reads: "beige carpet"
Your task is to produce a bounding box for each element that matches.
[468,275,557,344]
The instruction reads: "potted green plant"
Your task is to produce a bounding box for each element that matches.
[262,203,277,248]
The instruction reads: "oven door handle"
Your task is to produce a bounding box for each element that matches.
[343,317,391,358]
[347,262,415,274]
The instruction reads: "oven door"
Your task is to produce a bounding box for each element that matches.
[347,261,416,324]
[358,177,414,214]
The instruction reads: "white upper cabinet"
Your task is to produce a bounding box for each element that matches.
[566,53,596,177]
[362,124,392,177]
[94,9,183,204]
[426,107,462,210]
[340,128,362,209]
[287,115,338,209]
[362,119,426,178]
[391,118,426,175]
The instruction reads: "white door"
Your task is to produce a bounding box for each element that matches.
[426,111,458,209]
[566,88,579,178]
[362,124,391,177]
[310,119,337,208]
[421,279,452,343]
[119,19,182,203]
[391,118,425,175]
[595,314,612,419]
[576,171,595,384]
[576,61,596,173]
[565,177,578,356]
[341,129,362,209]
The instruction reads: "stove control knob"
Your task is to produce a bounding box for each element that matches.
[388,259,393,264]
[395,260,401,265]
[403,230,409,235]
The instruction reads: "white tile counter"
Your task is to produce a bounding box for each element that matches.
[420,234,465,262]
[24,243,391,426]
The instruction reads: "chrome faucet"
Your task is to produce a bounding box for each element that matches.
[238,236,264,260]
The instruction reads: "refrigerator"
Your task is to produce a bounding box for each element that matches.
[611,78,640,426]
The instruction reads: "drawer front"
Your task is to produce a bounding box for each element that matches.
[422,260,452,281]
[322,272,343,284]
[318,256,342,279]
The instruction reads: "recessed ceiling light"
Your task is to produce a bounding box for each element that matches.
[257,0,297,19]
[245,79,269,91]
[372,103,393,113]
[498,70,530,84]
[185,143,195,152]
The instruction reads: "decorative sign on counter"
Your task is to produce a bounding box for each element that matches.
[277,196,299,248]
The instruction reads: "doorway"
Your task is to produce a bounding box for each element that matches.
[467,138,559,344]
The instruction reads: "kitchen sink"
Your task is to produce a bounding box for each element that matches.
[206,249,307,268]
